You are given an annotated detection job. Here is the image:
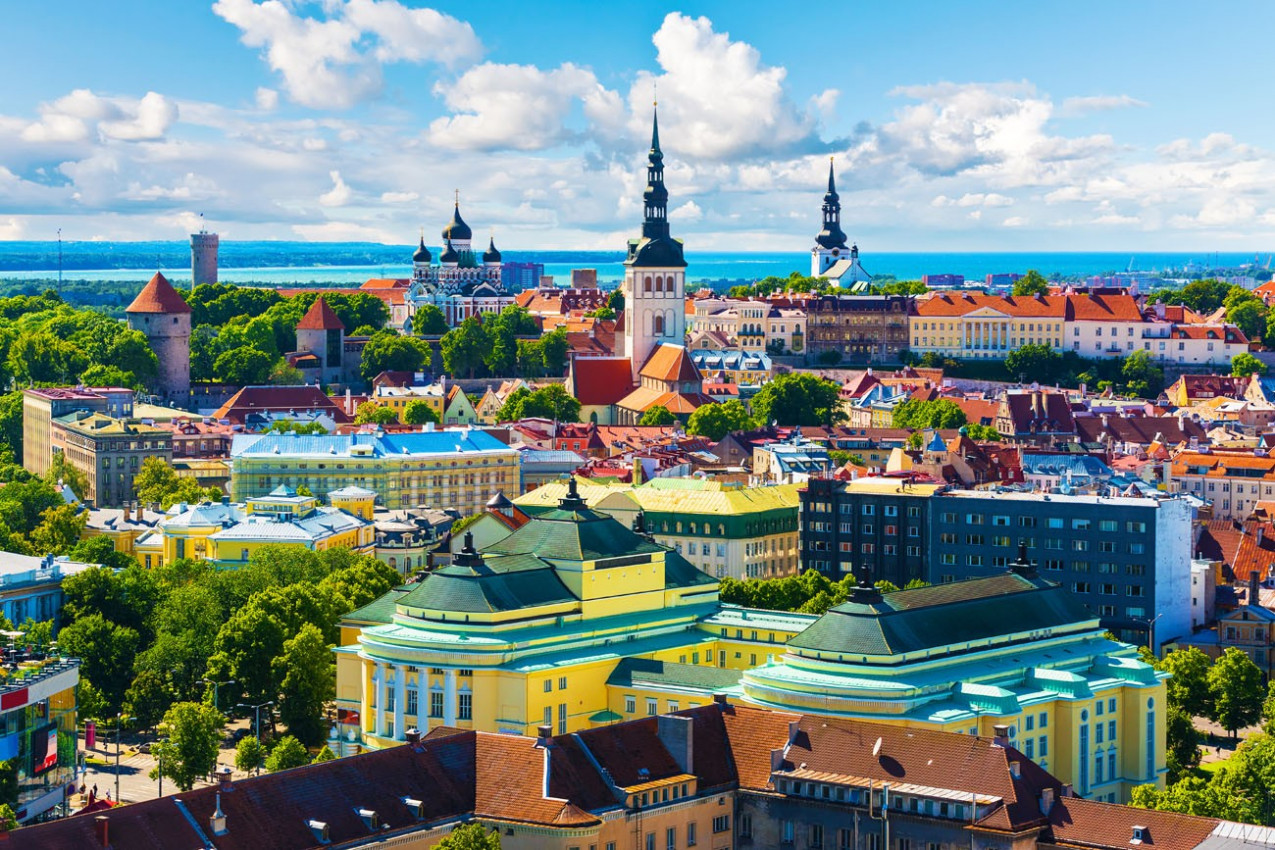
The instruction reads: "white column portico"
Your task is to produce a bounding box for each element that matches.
[393,665,406,740]
[443,669,458,726]
[372,663,387,738]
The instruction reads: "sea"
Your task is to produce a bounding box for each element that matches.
[0,241,1265,288]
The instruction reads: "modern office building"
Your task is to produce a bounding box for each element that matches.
[229,427,520,514]
[800,477,1194,646]
[22,386,134,475]
[0,657,80,822]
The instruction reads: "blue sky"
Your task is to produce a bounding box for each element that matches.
[1,1,1273,250]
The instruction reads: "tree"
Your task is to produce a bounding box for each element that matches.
[124,669,171,733]
[440,317,489,378]
[1209,646,1266,737]
[1160,647,1212,716]
[133,456,221,509]
[234,735,266,774]
[1166,706,1202,781]
[1228,299,1268,343]
[359,330,430,380]
[267,359,305,386]
[214,346,275,386]
[57,613,140,714]
[266,419,328,435]
[151,702,224,791]
[45,451,89,500]
[312,744,337,763]
[0,803,17,832]
[499,384,581,422]
[1233,352,1268,378]
[892,399,968,430]
[751,373,844,427]
[686,399,754,440]
[354,402,398,425]
[1011,269,1050,297]
[639,405,676,426]
[484,306,539,375]
[265,735,310,772]
[1153,278,1232,314]
[1004,343,1063,383]
[963,423,1004,441]
[1121,350,1165,398]
[412,304,449,336]
[273,624,334,747]
[402,399,439,425]
[538,327,569,377]
[435,823,502,850]
[30,503,86,555]
[0,392,21,464]
[79,363,141,391]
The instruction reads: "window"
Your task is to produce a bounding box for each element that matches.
[1039,736,1048,756]
[458,693,472,720]
[1099,520,1118,532]
[430,691,443,718]
[647,698,658,716]
[838,829,853,850]
[544,680,553,693]
[993,515,1009,526]
[1048,517,1064,529]
[780,821,794,844]
[713,815,731,834]
[738,814,752,838]
[646,833,655,850]
[558,703,567,735]
[406,689,418,716]
[667,827,676,850]
[687,823,696,846]
[559,676,567,690]
[809,824,824,848]
[966,513,984,525]
[625,695,636,714]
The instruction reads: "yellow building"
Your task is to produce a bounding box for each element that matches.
[336,483,1166,802]
[134,486,375,568]
[515,477,803,579]
[229,428,520,514]
[371,384,445,422]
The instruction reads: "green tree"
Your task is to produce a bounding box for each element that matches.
[57,613,140,714]
[264,735,310,772]
[267,359,305,386]
[234,735,266,774]
[499,384,581,422]
[538,327,569,377]
[963,423,1004,441]
[359,330,430,380]
[435,823,502,850]
[1209,646,1266,737]
[266,419,329,435]
[440,317,489,378]
[1011,269,1050,296]
[7,332,87,385]
[273,624,334,747]
[1165,706,1202,781]
[79,363,141,391]
[1153,278,1232,314]
[892,399,968,430]
[751,373,844,427]
[1228,298,1268,343]
[0,392,22,464]
[124,669,171,733]
[484,306,539,376]
[1160,647,1212,716]
[354,402,398,425]
[133,456,221,509]
[1004,343,1063,383]
[214,346,274,386]
[402,399,439,425]
[0,803,17,832]
[639,405,676,426]
[686,399,754,440]
[151,702,224,791]
[312,744,337,764]
[1120,349,1165,398]
[30,503,86,555]
[46,451,90,499]
[412,304,449,336]
[1233,352,1268,378]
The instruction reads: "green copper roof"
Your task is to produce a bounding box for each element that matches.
[788,572,1096,658]
[345,587,413,625]
[485,505,664,562]
[397,565,576,614]
[607,657,742,692]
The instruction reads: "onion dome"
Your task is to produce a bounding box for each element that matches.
[483,236,502,264]
[441,203,472,242]
[412,236,431,264]
[440,237,459,265]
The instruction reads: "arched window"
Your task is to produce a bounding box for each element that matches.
[644,275,653,293]
[655,275,664,292]
[654,313,665,335]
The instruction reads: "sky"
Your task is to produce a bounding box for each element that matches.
[2,0,1274,252]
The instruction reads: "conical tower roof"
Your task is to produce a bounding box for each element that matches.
[297,296,345,331]
[126,272,191,314]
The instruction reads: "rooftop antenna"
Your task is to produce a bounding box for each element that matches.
[56,228,62,295]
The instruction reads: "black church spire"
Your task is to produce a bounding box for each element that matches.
[642,106,670,241]
[816,158,848,250]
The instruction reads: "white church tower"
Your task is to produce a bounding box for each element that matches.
[811,158,850,276]
[623,107,687,381]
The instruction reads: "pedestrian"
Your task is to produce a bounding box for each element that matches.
[92,783,97,797]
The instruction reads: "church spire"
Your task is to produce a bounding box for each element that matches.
[815,157,847,250]
[826,157,838,201]
[642,106,669,240]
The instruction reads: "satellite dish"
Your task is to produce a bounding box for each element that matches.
[872,737,883,757]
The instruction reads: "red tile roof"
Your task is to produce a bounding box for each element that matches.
[297,296,345,331]
[1044,795,1217,850]
[639,344,702,384]
[1065,293,1144,322]
[569,357,635,406]
[213,385,353,424]
[915,292,1067,318]
[126,272,191,314]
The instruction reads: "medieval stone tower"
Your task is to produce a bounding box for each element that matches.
[125,272,191,399]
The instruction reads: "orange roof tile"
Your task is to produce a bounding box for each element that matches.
[297,296,345,331]
[639,344,701,384]
[126,272,191,314]
[1045,795,1217,850]
[914,292,1067,318]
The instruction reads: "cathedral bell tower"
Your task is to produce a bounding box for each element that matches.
[812,158,849,276]
[623,106,687,381]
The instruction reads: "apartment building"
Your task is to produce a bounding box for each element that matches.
[51,411,172,508]
[21,386,134,475]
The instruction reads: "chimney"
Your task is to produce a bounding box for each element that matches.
[216,764,233,791]
[712,693,728,706]
[992,725,1010,748]
[1252,571,1261,607]
[657,714,694,775]
[405,727,421,746]
[535,724,554,749]
[210,791,228,836]
[1009,759,1022,779]
[1040,787,1056,815]
[123,502,132,522]
[95,816,110,847]
[1062,783,1074,797]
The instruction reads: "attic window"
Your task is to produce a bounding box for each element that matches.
[357,808,379,829]
[307,819,330,844]
[1131,825,1148,844]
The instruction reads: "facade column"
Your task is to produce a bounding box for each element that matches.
[373,664,387,738]
[443,669,458,726]
[360,660,374,739]
[393,664,406,740]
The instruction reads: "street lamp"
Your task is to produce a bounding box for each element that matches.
[155,736,169,799]
[113,713,134,804]
[1141,613,1166,659]
[198,678,236,713]
[236,701,274,775]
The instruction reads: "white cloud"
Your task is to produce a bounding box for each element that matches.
[380,191,419,203]
[932,192,1014,208]
[1002,216,1028,227]
[427,62,623,151]
[1059,94,1148,117]
[0,217,25,239]
[212,0,481,109]
[319,170,351,206]
[292,220,399,242]
[669,200,703,222]
[255,87,279,111]
[100,92,178,141]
